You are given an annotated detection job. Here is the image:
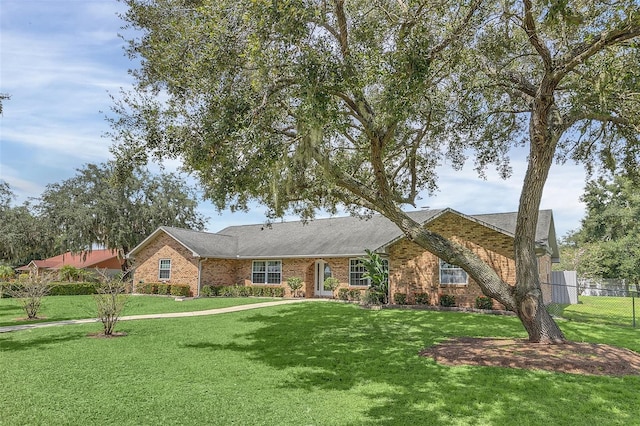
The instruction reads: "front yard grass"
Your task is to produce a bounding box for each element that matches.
[548,295,638,327]
[0,295,277,327]
[1,302,638,425]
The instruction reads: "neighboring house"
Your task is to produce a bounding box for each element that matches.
[17,249,124,277]
[127,208,559,307]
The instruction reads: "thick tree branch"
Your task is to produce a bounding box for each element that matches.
[522,0,553,71]
[556,24,640,79]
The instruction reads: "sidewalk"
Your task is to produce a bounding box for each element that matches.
[0,298,328,333]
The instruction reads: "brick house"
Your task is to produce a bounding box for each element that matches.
[127,209,558,307]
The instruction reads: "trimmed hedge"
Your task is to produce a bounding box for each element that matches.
[50,282,99,296]
[170,284,191,297]
[200,284,285,298]
[1,282,101,297]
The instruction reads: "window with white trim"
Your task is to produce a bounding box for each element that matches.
[439,259,467,285]
[349,258,389,287]
[159,259,171,280]
[252,260,282,284]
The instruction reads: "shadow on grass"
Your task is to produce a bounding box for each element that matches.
[0,331,85,352]
[183,303,639,425]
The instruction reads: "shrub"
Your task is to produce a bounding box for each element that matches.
[394,292,407,305]
[0,265,14,281]
[93,271,129,336]
[170,284,190,297]
[286,277,303,297]
[201,285,218,297]
[348,289,362,301]
[49,282,99,296]
[338,288,350,300]
[271,287,285,297]
[323,277,340,298]
[363,289,385,306]
[220,285,240,297]
[137,282,157,294]
[439,294,456,307]
[7,274,53,319]
[157,283,171,295]
[58,265,84,282]
[414,293,431,305]
[475,296,494,310]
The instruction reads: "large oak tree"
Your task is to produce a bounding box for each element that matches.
[111,0,640,342]
[39,162,206,266]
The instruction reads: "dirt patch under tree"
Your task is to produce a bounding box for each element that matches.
[419,337,640,376]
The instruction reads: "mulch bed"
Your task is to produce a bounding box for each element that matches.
[87,332,128,339]
[419,337,640,376]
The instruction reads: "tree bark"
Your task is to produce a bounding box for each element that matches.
[512,83,566,344]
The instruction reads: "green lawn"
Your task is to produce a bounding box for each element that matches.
[0,295,277,327]
[1,301,639,425]
[547,295,639,327]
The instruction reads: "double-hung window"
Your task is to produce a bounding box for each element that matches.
[159,259,171,280]
[439,259,467,285]
[349,258,389,287]
[252,260,282,284]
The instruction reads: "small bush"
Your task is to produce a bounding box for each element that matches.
[323,277,340,298]
[272,287,285,297]
[7,274,52,319]
[475,296,494,310]
[157,283,171,295]
[137,282,159,294]
[201,285,219,297]
[394,292,407,305]
[0,265,14,281]
[439,294,456,307]
[348,289,362,301]
[338,288,350,300]
[286,277,303,297]
[363,289,385,306]
[414,293,431,305]
[170,284,190,297]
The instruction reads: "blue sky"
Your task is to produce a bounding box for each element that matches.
[0,0,588,236]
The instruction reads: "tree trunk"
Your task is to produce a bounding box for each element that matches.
[512,90,566,344]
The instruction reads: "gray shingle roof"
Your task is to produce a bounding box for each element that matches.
[128,209,558,260]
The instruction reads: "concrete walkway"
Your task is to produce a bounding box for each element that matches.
[0,298,328,334]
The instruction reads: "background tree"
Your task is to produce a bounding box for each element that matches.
[0,181,55,267]
[39,162,206,266]
[112,0,640,343]
[567,175,640,291]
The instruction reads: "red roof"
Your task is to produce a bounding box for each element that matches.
[17,250,124,271]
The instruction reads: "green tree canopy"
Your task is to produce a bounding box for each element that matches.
[568,175,640,289]
[111,0,640,342]
[39,162,206,264]
[0,181,55,267]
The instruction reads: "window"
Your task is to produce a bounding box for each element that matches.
[349,259,369,287]
[349,258,389,287]
[159,259,171,280]
[252,260,282,284]
[439,259,467,285]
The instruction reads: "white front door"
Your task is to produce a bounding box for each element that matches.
[315,260,333,297]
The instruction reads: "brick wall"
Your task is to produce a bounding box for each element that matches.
[388,211,518,308]
[200,257,356,298]
[131,232,199,296]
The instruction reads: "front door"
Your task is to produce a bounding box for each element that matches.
[315,260,333,297]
